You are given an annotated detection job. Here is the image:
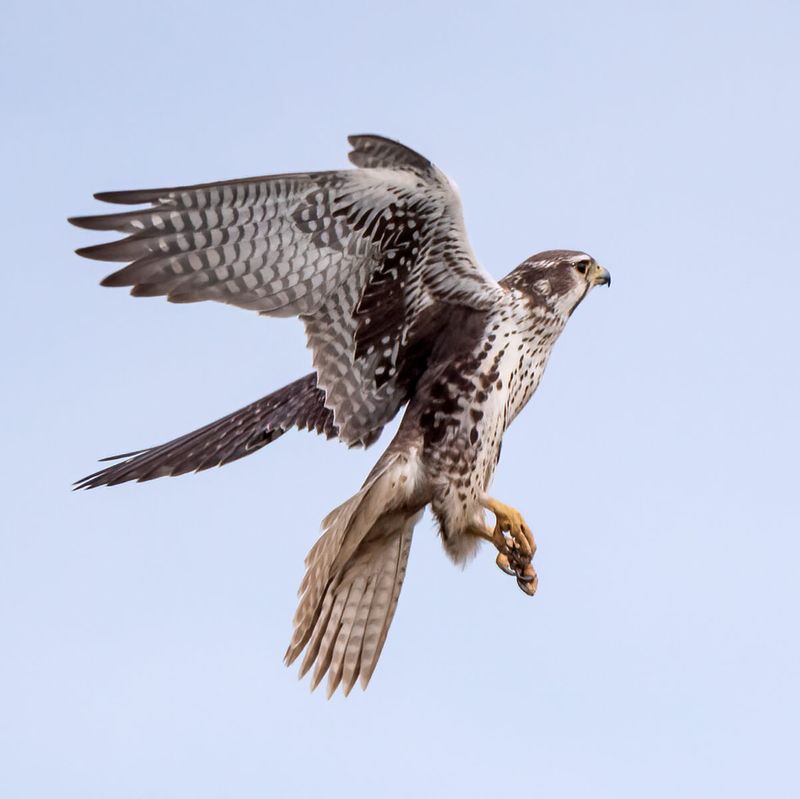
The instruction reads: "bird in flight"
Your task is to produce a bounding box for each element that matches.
[71,135,610,696]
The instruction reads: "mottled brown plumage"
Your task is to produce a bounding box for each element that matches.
[72,136,610,695]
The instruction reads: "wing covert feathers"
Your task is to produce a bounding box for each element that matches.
[71,134,502,444]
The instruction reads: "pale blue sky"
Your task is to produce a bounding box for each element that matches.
[2,1,799,796]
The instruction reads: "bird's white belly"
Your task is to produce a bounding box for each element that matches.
[427,316,556,563]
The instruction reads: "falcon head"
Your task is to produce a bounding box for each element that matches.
[500,250,610,316]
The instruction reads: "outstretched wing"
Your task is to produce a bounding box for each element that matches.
[73,373,353,489]
[70,135,503,443]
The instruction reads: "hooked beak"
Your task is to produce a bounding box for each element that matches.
[589,263,611,287]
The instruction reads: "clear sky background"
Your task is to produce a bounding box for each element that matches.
[2,1,798,796]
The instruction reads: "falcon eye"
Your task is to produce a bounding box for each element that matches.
[574,260,590,274]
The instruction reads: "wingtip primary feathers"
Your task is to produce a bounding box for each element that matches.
[346,133,433,173]
[93,188,164,205]
[72,374,333,490]
[75,242,132,262]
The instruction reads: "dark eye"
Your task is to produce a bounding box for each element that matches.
[575,260,590,274]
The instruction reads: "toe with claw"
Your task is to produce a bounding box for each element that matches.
[470,497,539,596]
[484,497,536,560]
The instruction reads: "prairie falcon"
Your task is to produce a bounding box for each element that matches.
[71,135,610,696]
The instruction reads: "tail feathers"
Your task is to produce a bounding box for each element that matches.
[75,373,340,489]
[285,453,422,696]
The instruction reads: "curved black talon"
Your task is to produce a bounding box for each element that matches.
[508,553,529,571]
[492,528,536,589]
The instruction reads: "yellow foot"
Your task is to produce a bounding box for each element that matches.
[482,498,536,559]
[468,498,538,596]
[495,550,538,595]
